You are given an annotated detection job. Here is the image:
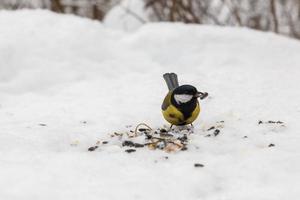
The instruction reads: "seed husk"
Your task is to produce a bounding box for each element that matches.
[181,146,188,151]
[134,143,144,148]
[160,128,167,133]
[122,140,135,147]
[125,149,136,153]
[138,128,151,132]
[214,129,220,136]
[88,146,98,151]
[207,126,215,131]
[194,163,204,168]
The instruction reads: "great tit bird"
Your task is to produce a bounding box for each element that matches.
[161,73,208,127]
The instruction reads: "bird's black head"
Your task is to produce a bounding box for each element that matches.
[174,85,197,95]
[172,85,200,105]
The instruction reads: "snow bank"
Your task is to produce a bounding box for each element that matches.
[0,10,300,200]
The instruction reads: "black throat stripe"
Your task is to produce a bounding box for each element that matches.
[171,95,198,121]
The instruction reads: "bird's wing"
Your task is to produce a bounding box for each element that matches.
[161,91,172,110]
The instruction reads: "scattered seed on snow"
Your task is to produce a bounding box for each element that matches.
[138,128,151,132]
[122,140,135,147]
[88,146,98,151]
[181,147,188,151]
[258,120,284,125]
[207,126,215,131]
[214,129,220,136]
[160,128,167,133]
[159,132,173,138]
[194,163,205,168]
[125,149,136,153]
[134,143,144,148]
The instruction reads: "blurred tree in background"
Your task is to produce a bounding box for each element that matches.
[0,0,299,39]
[145,0,300,39]
[0,0,120,20]
[0,0,49,9]
[50,0,120,20]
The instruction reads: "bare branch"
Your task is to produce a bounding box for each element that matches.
[120,5,147,23]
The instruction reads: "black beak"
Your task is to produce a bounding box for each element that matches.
[194,92,208,100]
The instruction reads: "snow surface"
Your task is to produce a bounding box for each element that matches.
[1,9,300,200]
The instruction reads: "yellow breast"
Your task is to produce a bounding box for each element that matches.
[162,96,200,126]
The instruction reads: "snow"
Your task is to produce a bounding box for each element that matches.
[1,9,300,200]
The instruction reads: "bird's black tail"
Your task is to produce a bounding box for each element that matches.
[163,73,179,91]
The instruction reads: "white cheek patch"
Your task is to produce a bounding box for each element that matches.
[174,94,193,104]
